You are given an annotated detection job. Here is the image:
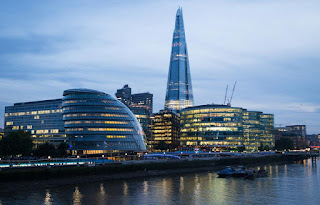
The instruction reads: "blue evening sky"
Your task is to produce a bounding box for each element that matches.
[1,0,320,133]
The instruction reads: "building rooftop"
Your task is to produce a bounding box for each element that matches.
[63,88,106,96]
[13,99,62,106]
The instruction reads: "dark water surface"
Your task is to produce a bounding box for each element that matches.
[0,159,319,205]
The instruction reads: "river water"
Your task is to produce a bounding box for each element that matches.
[0,159,319,205]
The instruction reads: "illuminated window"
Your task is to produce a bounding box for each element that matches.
[6,122,13,126]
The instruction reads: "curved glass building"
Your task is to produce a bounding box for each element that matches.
[62,89,146,155]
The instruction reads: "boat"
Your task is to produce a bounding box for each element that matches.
[217,166,234,178]
[218,166,268,179]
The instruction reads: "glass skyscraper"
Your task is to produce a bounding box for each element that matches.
[165,7,194,113]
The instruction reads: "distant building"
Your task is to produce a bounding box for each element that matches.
[63,88,146,155]
[4,99,66,147]
[129,105,150,137]
[115,84,132,107]
[131,92,153,114]
[180,104,275,151]
[286,125,306,139]
[115,85,153,137]
[306,134,320,147]
[149,110,180,152]
[165,7,194,113]
[274,125,306,149]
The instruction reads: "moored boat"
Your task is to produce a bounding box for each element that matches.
[217,166,234,178]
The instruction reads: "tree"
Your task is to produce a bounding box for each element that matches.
[0,131,33,156]
[264,145,270,151]
[34,142,56,157]
[238,146,245,152]
[156,141,169,151]
[275,138,294,151]
[56,142,70,157]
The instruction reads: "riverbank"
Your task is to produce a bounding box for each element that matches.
[0,153,308,192]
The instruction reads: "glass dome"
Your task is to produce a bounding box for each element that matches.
[62,88,146,154]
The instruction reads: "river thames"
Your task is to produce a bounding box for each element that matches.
[0,159,319,205]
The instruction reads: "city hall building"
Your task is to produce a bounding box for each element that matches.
[4,89,147,155]
[62,89,147,155]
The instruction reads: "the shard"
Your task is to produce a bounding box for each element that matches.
[165,7,194,113]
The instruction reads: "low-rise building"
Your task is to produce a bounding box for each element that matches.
[180,104,275,152]
[4,99,66,147]
[306,134,320,147]
[180,104,244,151]
[274,125,306,149]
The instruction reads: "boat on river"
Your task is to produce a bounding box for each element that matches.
[218,166,268,179]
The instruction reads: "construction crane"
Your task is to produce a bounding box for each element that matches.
[227,81,237,106]
[223,85,228,105]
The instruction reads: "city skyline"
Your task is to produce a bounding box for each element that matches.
[1,1,320,133]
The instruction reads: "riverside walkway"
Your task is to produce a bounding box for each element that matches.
[0,151,317,170]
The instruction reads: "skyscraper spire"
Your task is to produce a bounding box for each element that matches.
[165,7,194,113]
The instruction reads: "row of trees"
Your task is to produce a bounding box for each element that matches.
[0,131,69,158]
[0,131,296,157]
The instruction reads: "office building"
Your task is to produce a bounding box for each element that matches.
[275,125,306,149]
[165,7,194,113]
[260,114,275,149]
[243,110,262,151]
[63,88,146,155]
[4,99,66,146]
[306,134,320,147]
[131,92,153,114]
[180,104,275,151]
[149,110,180,152]
[115,84,131,107]
[286,125,306,139]
[180,104,244,151]
[115,85,153,136]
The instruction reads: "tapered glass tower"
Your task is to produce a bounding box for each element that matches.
[165,7,194,113]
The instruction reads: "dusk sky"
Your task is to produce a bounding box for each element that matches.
[1,0,320,133]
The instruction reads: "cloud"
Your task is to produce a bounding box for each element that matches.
[0,0,320,133]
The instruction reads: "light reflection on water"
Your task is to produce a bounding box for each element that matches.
[1,159,320,205]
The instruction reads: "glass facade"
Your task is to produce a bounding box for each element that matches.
[115,85,153,138]
[260,114,275,148]
[180,104,275,151]
[165,7,194,113]
[4,99,66,147]
[180,105,244,151]
[243,110,262,151]
[149,110,180,152]
[63,89,146,155]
